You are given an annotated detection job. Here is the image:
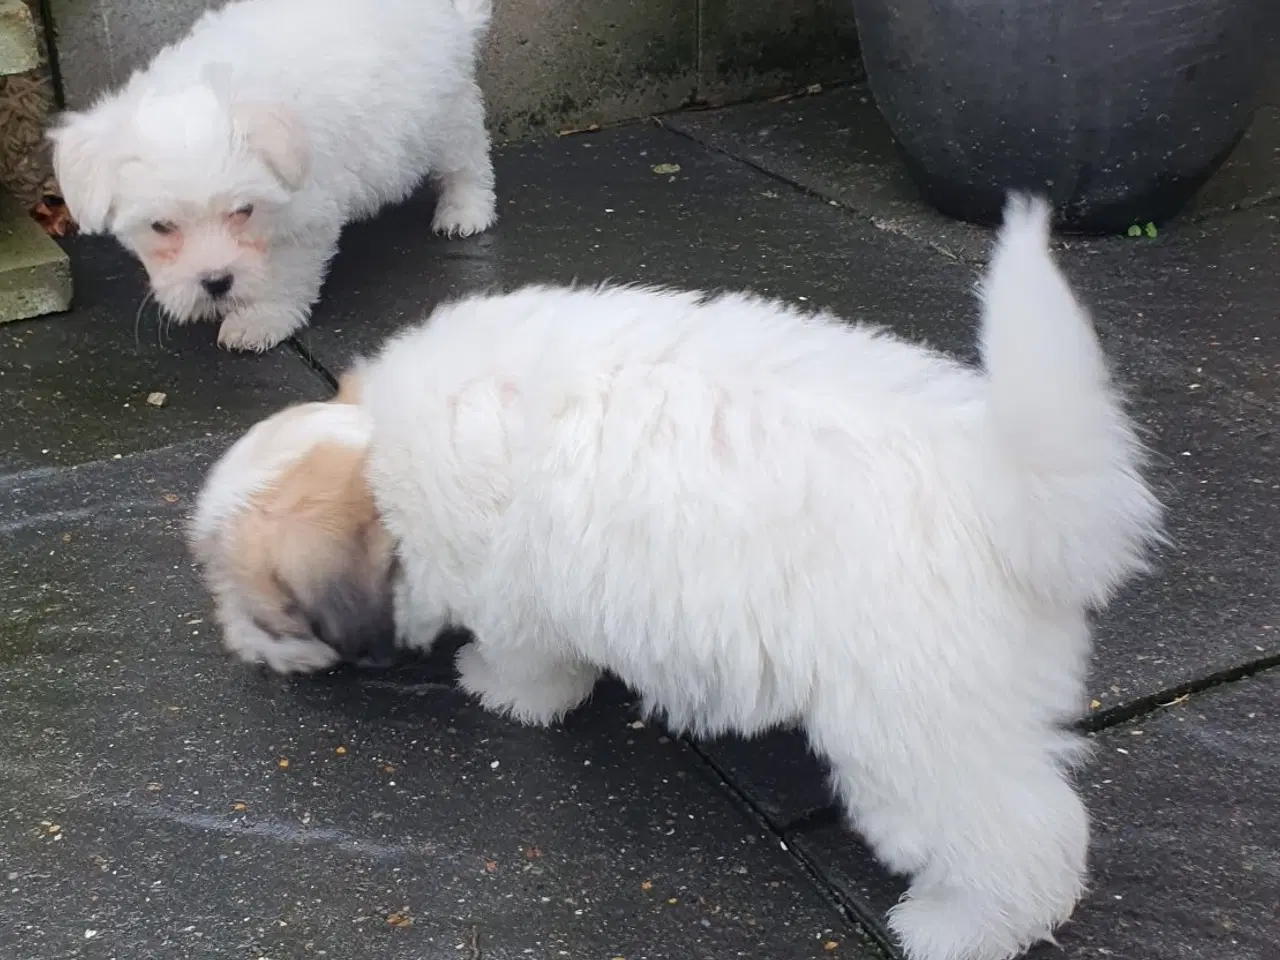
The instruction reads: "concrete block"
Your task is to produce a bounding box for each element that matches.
[0,192,72,322]
[0,0,39,75]
[480,0,697,140]
[697,0,861,104]
[47,0,699,140]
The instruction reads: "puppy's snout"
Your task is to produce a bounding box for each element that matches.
[201,272,234,299]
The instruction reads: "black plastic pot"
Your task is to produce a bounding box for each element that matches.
[850,0,1273,233]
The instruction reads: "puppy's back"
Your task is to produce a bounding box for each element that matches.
[359,284,1003,733]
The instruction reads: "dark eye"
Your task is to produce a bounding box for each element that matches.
[236,204,254,217]
[150,221,176,235]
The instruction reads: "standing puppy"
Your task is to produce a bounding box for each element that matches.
[50,0,496,352]
[192,197,1164,960]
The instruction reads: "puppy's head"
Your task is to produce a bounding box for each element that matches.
[191,389,399,675]
[50,68,309,323]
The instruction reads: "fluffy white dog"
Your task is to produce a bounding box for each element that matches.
[50,0,496,352]
[191,197,1163,960]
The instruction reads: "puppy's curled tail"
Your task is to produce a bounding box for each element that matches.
[452,0,492,37]
[979,194,1163,608]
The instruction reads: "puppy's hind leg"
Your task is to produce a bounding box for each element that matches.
[809,685,1088,960]
[430,80,497,238]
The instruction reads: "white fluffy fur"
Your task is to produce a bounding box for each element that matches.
[349,197,1162,960]
[50,0,496,352]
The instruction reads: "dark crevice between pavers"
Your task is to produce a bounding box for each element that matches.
[680,735,902,960]
[1078,652,1280,734]
[286,336,340,393]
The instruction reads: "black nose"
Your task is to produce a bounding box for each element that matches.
[201,273,234,298]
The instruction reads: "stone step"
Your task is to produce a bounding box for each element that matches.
[0,0,38,76]
[0,192,72,322]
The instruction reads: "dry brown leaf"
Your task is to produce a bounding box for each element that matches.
[31,198,74,238]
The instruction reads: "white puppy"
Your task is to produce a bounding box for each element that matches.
[191,197,1164,960]
[50,0,496,352]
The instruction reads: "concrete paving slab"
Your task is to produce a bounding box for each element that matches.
[1035,669,1280,960]
[300,122,977,365]
[664,87,992,263]
[0,444,875,960]
[0,235,327,476]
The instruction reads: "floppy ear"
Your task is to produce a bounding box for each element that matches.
[47,110,119,233]
[257,442,398,664]
[231,100,310,190]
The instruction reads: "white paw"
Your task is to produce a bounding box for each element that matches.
[217,306,306,353]
[888,885,1069,960]
[455,642,595,726]
[431,187,497,238]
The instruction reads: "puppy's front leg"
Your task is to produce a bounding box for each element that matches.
[430,80,497,238]
[455,638,599,726]
[217,235,338,353]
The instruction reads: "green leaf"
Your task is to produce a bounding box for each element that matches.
[1127,224,1142,237]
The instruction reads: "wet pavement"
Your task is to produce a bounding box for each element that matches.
[2,87,1277,960]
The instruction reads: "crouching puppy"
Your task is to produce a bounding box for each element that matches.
[191,197,1164,960]
[50,0,497,353]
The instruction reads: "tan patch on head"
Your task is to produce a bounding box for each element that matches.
[225,440,394,649]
